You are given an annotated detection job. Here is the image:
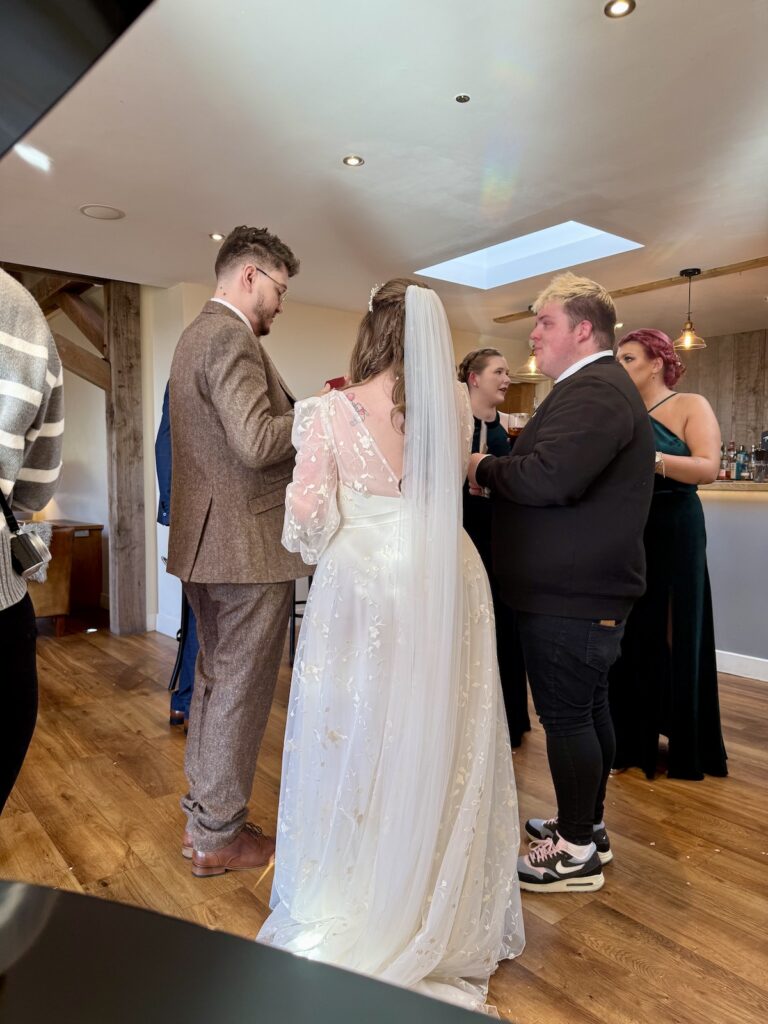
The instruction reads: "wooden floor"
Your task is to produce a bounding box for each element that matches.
[1,626,766,1023]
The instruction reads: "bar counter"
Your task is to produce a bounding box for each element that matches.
[699,481,768,492]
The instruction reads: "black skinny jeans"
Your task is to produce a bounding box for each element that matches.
[0,593,39,814]
[517,611,624,845]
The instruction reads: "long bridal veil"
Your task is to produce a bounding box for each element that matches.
[374,286,523,1005]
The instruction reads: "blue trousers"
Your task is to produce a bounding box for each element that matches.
[170,605,198,716]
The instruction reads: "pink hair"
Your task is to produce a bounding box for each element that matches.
[617,328,686,387]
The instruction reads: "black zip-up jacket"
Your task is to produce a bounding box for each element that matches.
[475,354,655,619]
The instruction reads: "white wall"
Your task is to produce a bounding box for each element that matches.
[141,283,191,635]
[38,304,110,605]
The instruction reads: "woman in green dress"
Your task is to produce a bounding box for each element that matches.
[610,329,727,779]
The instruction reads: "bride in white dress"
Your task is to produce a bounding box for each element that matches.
[258,280,524,1013]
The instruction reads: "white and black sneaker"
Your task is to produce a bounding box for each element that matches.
[518,837,604,893]
[525,816,613,864]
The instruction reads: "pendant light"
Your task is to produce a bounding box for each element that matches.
[673,268,707,351]
[510,349,548,383]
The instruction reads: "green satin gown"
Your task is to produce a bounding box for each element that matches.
[609,417,728,779]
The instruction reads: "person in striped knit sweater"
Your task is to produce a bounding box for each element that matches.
[0,267,64,813]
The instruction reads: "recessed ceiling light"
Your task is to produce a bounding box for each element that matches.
[342,155,364,167]
[615,322,624,329]
[79,204,125,220]
[455,94,471,104]
[416,221,643,290]
[209,232,224,241]
[13,143,51,172]
[604,0,636,18]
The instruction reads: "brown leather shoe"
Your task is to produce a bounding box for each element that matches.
[191,823,275,878]
[181,831,193,859]
[169,709,185,727]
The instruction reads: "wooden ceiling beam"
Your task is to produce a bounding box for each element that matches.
[55,291,106,355]
[52,331,111,392]
[0,260,106,286]
[492,255,768,324]
[30,275,91,313]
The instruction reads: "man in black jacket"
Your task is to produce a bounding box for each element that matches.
[468,272,654,893]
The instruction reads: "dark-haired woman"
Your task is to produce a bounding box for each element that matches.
[458,348,530,746]
[611,329,727,779]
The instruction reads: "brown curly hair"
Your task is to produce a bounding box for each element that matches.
[214,225,300,280]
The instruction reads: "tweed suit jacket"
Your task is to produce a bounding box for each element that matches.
[166,301,306,584]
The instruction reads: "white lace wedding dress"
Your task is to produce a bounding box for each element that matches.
[258,293,523,1014]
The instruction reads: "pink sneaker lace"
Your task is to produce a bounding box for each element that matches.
[527,837,558,863]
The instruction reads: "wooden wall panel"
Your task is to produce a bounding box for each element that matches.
[680,346,701,395]
[678,329,767,448]
[718,335,736,444]
[732,332,765,448]
[696,342,720,432]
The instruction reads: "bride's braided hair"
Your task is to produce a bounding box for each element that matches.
[349,278,430,429]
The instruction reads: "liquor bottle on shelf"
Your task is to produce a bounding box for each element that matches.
[736,444,750,480]
[718,444,728,480]
[753,446,765,481]
[727,440,737,480]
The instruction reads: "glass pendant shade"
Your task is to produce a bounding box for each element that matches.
[673,268,706,351]
[673,320,707,351]
[510,352,548,382]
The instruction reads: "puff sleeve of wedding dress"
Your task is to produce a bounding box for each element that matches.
[282,397,341,564]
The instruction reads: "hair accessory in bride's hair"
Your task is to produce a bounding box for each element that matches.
[368,283,383,312]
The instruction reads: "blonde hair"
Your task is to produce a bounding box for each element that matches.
[532,271,616,349]
[348,278,430,429]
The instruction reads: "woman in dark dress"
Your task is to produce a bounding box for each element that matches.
[458,348,530,746]
[610,329,727,779]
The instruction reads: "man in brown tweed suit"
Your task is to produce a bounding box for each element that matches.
[167,225,306,876]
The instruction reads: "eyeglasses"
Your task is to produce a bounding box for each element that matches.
[254,265,288,304]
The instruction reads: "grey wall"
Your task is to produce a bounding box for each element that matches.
[701,493,768,662]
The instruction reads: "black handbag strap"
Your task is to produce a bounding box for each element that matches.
[0,487,21,535]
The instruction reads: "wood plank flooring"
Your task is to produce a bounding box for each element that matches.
[1,626,766,1023]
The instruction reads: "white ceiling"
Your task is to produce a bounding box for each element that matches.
[1,0,767,347]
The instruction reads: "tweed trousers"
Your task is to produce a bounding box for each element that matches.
[181,580,293,851]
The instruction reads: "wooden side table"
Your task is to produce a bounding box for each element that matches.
[26,520,104,635]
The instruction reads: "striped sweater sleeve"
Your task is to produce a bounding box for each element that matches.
[9,338,64,512]
[0,270,64,608]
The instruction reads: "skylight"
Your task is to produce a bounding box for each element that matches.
[415,221,643,290]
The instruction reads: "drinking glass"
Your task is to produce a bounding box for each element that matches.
[507,412,530,439]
